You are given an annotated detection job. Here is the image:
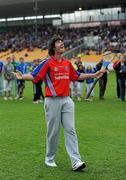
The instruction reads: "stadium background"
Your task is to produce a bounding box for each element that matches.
[0,0,126,64]
[0,0,126,180]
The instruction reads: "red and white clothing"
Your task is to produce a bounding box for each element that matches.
[31,56,79,97]
[31,56,84,168]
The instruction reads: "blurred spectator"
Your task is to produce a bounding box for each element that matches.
[11,55,19,97]
[74,57,82,69]
[0,60,3,96]
[113,53,122,99]
[32,59,44,103]
[76,64,85,101]
[85,65,95,101]
[3,57,14,100]
[70,57,83,98]
[113,54,126,101]
[96,60,108,100]
[15,57,28,100]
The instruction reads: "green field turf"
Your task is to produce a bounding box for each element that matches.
[0,72,126,180]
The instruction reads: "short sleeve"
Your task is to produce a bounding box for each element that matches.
[31,60,49,83]
[69,62,79,81]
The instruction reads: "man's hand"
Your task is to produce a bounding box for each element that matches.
[95,69,107,78]
[12,72,23,79]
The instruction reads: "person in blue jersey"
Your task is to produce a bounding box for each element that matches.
[0,61,3,96]
[11,55,19,97]
[15,57,28,100]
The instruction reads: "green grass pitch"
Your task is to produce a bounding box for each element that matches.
[0,72,126,180]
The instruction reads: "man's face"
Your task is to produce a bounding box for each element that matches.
[87,65,92,70]
[20,58,24,63]
[6,57,11,63]
[34,61,39,65]
[120,56,125,62]
[117,53,122,60]
[54,40,65,54]
[75,57,81,64]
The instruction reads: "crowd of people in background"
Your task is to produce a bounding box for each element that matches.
[0,53,126,102]
[0,24,126,102]
[0,56,44,103]
[70,57,108,101]
[0,26,84,53]
[0,25,126,54]
[70,53,126,102]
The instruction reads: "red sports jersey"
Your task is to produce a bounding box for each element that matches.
[32,56,79,97]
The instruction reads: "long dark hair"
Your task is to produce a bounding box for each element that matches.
[48,35,63,56]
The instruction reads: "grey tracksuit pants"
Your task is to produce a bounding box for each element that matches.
[44,96,81,166]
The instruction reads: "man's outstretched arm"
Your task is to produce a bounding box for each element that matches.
[13,72,34,81]
[78,70,104,80]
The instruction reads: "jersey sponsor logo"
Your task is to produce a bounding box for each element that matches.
[55,75,69,80]
[54,67,58,71]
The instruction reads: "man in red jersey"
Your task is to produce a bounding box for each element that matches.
[14,35,104,171]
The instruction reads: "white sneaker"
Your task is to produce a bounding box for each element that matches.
[77,97,81,101]
[38,100,43,103]
[45,160,57,167]
[72,161,86,171]
[15,95,19,100]
[19,97,23,100]
[4,97,8,100]
[33,100,39,104]
[85,98,92,102]
[8,97,13,100]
